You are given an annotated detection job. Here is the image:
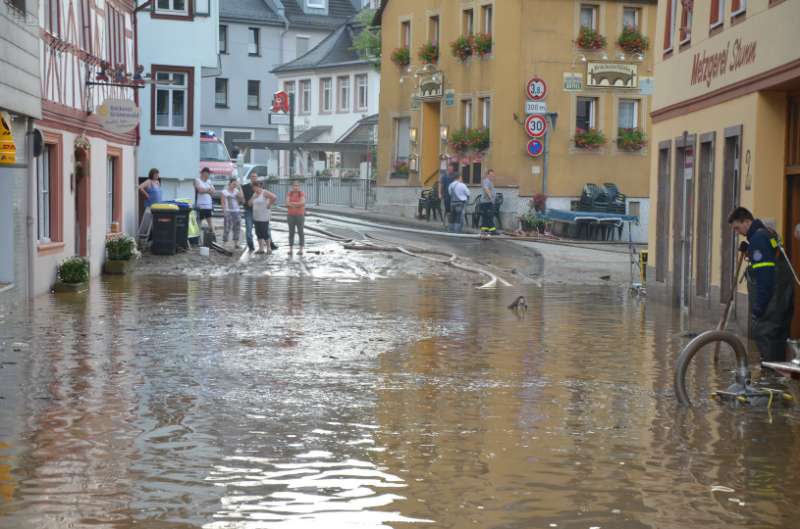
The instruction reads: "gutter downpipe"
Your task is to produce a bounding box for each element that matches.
[26,118,35,301]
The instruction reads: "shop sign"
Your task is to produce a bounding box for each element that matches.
[410,96,420,110]
[524,114,547,138]
[690,38,757,89]
[586,62,638,88]
[417,66,444,101]
[525,101,547,115]
[444,89,456,107]
[526,76,547,100]
[96,98,140,134]
[0,113,16,165]
[526,139,544,158]
[638,77,654,96]
[563,73,583,92]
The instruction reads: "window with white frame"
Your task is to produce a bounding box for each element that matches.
[338,76,351,112]
[299,79,311,113]
[401,20,411,48]
[710,0,725,27]
[155,0,187,15]
[321,78,332,112]
[46,0,61,36]
[462,99,473,128]
[248,80,260,109]
[356,74,368,111]
[463,9,474,35]
[732,0,746,17]
[79,0,92,52]
[429,15,439,44]
[480,97,491,129]
[215,78,228,107]
[623,7,640,30]
[580,4,598,30]
[665,0,678,51]
[307,0,325,8]
[219,25,228,53]
[296,36,310,57]
[395,117,411,161]
[248,28,260,55]
[37,145,52,242]
[680,2,692,43]
[576,96,597,131]
[618,98,639,130]
[481,4,493,34]
[155,71,188,130]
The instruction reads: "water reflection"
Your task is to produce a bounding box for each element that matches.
[0,277,798,529]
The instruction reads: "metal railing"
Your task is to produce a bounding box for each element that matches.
[264,177,376,210]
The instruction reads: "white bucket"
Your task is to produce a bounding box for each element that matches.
[199,246,210,257]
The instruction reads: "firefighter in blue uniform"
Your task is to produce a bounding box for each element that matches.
[728,207,795,362]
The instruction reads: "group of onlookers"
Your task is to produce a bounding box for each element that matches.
[438,162,497,238]
[138,168,307,255]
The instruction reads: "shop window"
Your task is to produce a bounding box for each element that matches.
[618,98,639,129]
[622,7,640,30]
[320,78,332,113]
[338,76,351,112]
[215,78,228,108]
[248,28,260,55]
[153,67,192,134]
[710,0,724,28]
[394,117,411,174]
[481,4,493,34]
[355,74,368,111]
[428,15,439,44]
[401,20,411,48]
[248,80,260,109]
[299,79,311,114]
[576,96,597,131]
[580,4,598,31]
[219,25,227,53]
[463,9,474,35]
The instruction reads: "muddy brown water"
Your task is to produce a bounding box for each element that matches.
[1,276,799,529]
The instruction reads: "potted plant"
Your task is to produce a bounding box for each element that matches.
[392,160,409,177]
[575,26,607,50]
[54,256,90,293]
[617,26,649,54]
[573,128,607,150]
[450,35,474,62]
[617,128,648,151]
[449,128,472,155]
[468,128,491,153]
[104,234,139,275]
[473,32,493,57]
[391,46,410,67]
[418,41,439,64]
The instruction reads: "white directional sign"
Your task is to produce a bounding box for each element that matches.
[525,101,547,115]
[524,114,547,138]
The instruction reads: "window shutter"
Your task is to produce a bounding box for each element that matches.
[710,0,720,24]
[663,0,673,50]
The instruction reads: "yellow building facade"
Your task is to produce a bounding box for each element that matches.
[647,0,800,333]
[375,0,657,241]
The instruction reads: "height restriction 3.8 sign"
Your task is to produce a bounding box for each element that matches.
[526,76,547,100]
[524,114,547,138]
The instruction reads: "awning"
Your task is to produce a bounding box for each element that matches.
[233,139,373,153]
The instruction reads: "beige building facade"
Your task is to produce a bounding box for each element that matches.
[647,0,800,333]
[375,0,657,241]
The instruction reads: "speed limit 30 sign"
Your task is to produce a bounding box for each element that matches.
[526,76,547,101]
[524,114,547,138]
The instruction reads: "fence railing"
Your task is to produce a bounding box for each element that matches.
[264,177,376,210]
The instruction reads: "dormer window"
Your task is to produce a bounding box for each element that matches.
[155,0,188,16]
[306,0,326,9]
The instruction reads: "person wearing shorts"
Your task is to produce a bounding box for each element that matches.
[195,167,215,230]
[248,180,277,254]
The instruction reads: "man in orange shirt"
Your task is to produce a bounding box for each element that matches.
[286,180,306,254]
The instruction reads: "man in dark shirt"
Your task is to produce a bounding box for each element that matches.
[439,162,458,225]
[728,207,795,362]
[241,172,278,252]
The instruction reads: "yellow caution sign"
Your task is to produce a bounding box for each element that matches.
[0,114,16,165]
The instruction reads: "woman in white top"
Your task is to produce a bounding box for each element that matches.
[221,177,243,248]
[248,180,277,254]
[194,167,216,230]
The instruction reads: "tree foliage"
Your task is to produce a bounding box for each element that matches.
[352,9,382,70]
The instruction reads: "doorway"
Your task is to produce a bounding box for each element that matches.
[784,96,800,336]
[672,134,695,310]
[420,101,441,187]
[720,126,742,304]
[74,146,90,257]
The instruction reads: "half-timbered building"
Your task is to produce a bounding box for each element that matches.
[35,0,138,295]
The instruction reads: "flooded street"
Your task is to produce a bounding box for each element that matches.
[1,229,800,528]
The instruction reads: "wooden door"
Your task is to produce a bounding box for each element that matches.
[785,96,800,336]
[74,147,90,257]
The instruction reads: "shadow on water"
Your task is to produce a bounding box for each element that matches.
[0,276,799,529]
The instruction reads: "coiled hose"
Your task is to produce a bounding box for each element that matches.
[674,330,751,406]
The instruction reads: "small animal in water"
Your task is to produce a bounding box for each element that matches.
[508,296,528,313]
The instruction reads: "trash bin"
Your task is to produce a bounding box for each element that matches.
[164,201,191,250]
[150,203,179,255]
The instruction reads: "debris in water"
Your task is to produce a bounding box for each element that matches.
[12,342,28,351]
[600,275,611,281]
[712,485,735,493]
[728,497,746,506]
